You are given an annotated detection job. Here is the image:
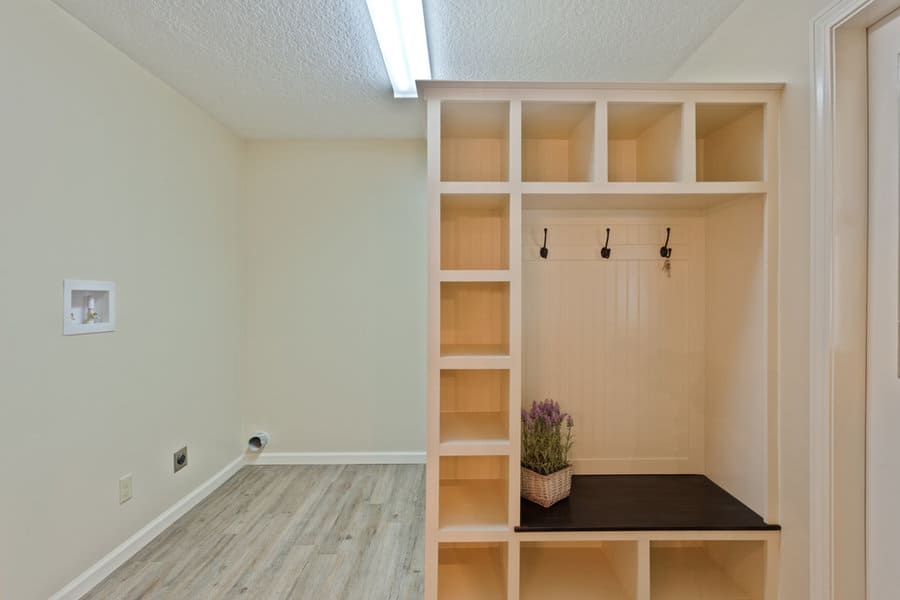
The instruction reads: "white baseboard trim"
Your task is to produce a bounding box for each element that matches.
[49,454,245,600]
[245,451,426,465]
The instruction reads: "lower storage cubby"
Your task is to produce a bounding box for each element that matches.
[520,541,638,600]
[439,543,507,600]
[650,541,765,600]
[439,456,509,531]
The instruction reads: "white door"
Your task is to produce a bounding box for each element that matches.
[868,10,900,599]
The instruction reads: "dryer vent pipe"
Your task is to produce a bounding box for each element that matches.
[247,432,270,453]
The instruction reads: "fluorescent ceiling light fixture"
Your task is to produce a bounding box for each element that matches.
[366,0,431,98]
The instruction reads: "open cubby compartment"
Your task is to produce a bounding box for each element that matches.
[439,542,507,600]
[439,455,509,531]
[441,194,510,270]
[440,282,510,357]
[520,541,639,600]
[523,101,595,182]
[440,370,510,446]
[651,541,765,600]
[441,101,510,182]
[608,103,683,182]
[696,103,765,182]
[520,197,773,523]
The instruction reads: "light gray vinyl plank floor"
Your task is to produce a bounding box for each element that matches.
[81,465,425,600]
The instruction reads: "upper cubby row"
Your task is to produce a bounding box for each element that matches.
[440,101,765,183]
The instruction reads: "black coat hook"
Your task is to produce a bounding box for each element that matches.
[540,228,549,259]
[601,228,611,259]
[660,227,672,259]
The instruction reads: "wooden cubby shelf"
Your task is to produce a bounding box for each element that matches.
[696,103,765,182]
[439,420,509,457]
[440,370,510,449]
[440,344,510,358]
[440,270,511,283]
[440,282,510,357]
[651,541,765,600]
[519,182,769,197]
[439,455,509,532]
[608,102,683,182]
[523,101,595,182]
[425,82,782,600]
[438,543,507,600]
[520,541,638,600]
[441,195,510,270]
[441,101,510,182]
[522,192,765,211]
[439,355,512,372]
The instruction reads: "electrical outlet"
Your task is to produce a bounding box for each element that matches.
[173,446,188,473]
[119,474,133,504]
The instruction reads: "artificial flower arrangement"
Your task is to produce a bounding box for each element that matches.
[521,399,574,507]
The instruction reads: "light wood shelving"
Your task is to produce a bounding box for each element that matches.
[439,456,509,532]
[440,370,509,450]
[651,541,765,600]
[521,191,765,211]
[440,270,511,283]
[442,101,510,182]
[440,282,510,357]
[518,180,767,191]
[522,101,595,182]
[441,195,510,270]
[520,542,638,600]
[608,102,683,182]
[425,82,783,600]
[696,103,765,182]
[439,543,508,600]
[440,412,508,446]
[438,355,512,371]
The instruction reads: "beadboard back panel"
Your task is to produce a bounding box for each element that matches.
[522,212,706,474]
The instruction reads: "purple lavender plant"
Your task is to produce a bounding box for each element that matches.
[521,399,575,475]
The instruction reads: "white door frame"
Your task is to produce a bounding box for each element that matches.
[810,1,900,599]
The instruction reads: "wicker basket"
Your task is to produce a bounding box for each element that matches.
[521,465,572,508]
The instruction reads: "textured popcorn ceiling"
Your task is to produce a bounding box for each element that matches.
[51,0,743,139]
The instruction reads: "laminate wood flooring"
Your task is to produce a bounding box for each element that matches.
[81,465,425,600]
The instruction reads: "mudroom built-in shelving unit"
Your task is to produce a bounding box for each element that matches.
[424,82,783,600]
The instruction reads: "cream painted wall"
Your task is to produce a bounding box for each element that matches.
[0,1,244,598]
[705,197,767,518]
[242,141,427,455]
[672,1,833,598]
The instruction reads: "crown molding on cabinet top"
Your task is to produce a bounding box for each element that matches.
[418,80,786,95]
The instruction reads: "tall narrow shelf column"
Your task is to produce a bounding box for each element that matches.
[427,94,518,600]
